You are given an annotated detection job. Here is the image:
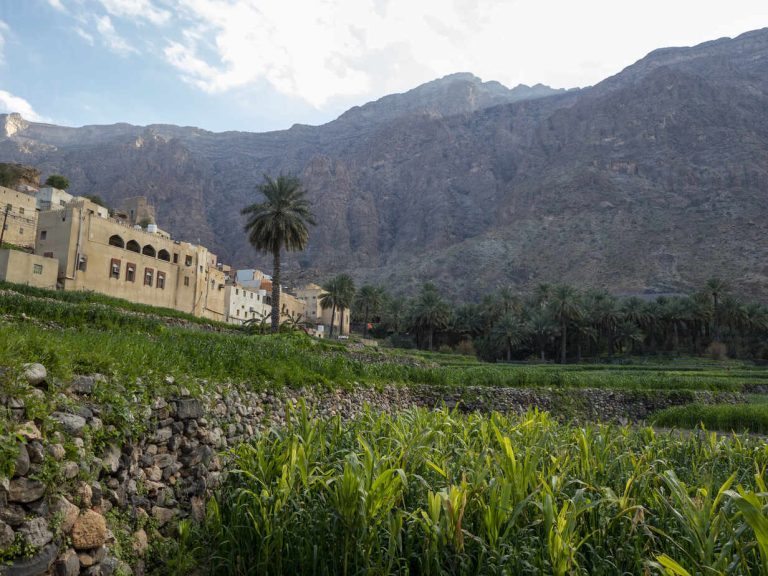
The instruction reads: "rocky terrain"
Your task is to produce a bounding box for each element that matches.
[1,29,768,298]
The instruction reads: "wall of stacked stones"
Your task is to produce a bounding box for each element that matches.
[0,363,743,575]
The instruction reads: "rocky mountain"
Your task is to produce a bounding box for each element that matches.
[2,28,768,299]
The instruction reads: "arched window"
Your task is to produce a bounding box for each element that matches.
[126,240,140,253]
[158,249,171,262]
[142,245,157,257]
[108,234,125,248]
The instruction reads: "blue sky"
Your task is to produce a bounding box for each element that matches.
[0,0,767,133]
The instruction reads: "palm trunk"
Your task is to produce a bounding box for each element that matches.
[363,306,369,338]
[560,321,567,364]
[271,248,281,333]
[329,305,336,338]
[340,308,346,336]
[428,327,434,351]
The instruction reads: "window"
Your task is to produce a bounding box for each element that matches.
[157,271,166,289]
[108,235,125,248]
[144,268,154,286]
[236,309,240,317]
[142,245,156,257]
[59,199,66,206]
[77,255,87,272]
[19,227,24,235]
[158,249,170,262]
[236,289,239,296]
[43,252,53,258]
[185,255,193,266]
[184,276,190,287]
[126,263,136,282]
[173,253,179,264]
[126,240,140,253]
[40,230,47,240]
[19,207,24,215]
[110,258,121,279]
[33,264,43,275]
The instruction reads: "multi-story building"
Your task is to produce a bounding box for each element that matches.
[35,198,225,318]
[296,283,350,336]
[37,186,73,212]
[0,186,37,248]
[0,250,57,289]
[224,283,271,325]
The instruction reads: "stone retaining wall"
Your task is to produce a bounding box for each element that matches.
[0,363,744,575]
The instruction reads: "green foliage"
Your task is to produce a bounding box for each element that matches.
[651,403,768,434]
[195,407,768,575]
[44,174,69,190]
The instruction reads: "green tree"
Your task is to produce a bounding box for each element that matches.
[336,274,355,337]
[549,285,583,364]
[492,313,524,361]
[353,285,384,338]
[321,274,355,337]
[411,283,450,351]
[524,307,557,362]
[706,277,729,342]
[242,175,315,333]
[382,297,407,335]
[44,174,70,190]
[320,277,340,338]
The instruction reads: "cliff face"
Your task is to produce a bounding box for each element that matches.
[2,29,768,298]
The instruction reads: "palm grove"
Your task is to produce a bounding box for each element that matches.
[243,177,767,360]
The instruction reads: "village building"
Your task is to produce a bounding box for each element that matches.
[224,282,271,325]
[296,283,349,336]
[0,249,57,289]
[0,185,37,248]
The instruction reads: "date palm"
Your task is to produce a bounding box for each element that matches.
[354,285,384,338]
[411,283,450,351]
[549,285,583,364]
[706,277,729,342]
[242,175,315,333]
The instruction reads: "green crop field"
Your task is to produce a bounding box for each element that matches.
[185,407,768,575]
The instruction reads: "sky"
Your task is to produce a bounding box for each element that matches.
[0,0,766,132]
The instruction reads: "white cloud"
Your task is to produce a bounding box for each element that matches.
[0,90,47,121]
[47,0,67,11]
[75,27,95,45]
[96,15,137,55]
[98,0,170,26]
[158,0,768,111]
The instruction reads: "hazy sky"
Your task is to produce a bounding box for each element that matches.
[0,0,766,132]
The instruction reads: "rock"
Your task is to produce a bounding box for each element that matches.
[8,477,46,503]
[176,398,203,419]
[91,482,103,506]
[154,427,172,443]
[51,412,87,436]
[71,510,107,550]
[100,555,119,576]
[26,441,45,464]
[151,506,176,527]
[71,375,95,394]
[0,520,14,549]
[132,529,148,556]
[102,445,121,474]
[23,363,46,386]
[54,549,80,576]
[78,551,96,567]
[63,461,79,479]
[48,444,66,461]
[0,541,58,576]
[153,453,174,469]
[50,496,80,533]
[145,466,162,482]
[16,421,41,440]
[13,444,29,477]
[0,504,26,527]
[19,517,53,548]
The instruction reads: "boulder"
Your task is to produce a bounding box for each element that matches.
[151,506,176,527]
[71,510,107,550]
[102,445,121,474]
[176,398,203,420]
[54,549,80,576]
[70,375,95,394]
[51,412,87,436]
[0,541,58,576]
[22,363,46,386]
[18,517,53,548]
[50,496,80,533]
[0,520,14,549]
[8,477,46,503]
[132,529,148,556]
[13,444,29,477]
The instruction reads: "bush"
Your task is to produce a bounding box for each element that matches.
[455,339,476,356]
[706,341,728,361]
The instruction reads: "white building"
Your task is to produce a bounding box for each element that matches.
[36,187,109,218]
[224,283,271,325]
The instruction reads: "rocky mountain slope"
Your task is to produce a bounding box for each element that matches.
[2,29,768,299]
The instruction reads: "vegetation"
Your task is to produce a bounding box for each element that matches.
[242,174,316,333]
[353,284,384,338]
[321,274,355,338]
[370,279,768,363]
[652,403,768,434]
[44,174,70,190]
[191,407,768,575]
[0,163,39,188]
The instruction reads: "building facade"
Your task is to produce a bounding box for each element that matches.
[0,186,37,248]
[224,283,271,325]
[0,249,57,289]
[296,283,349,335]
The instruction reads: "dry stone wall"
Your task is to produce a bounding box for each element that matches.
[0,363,744,575]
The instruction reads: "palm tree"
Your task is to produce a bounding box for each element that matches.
[242,175,315,333]
[335,274,355,337]
[524,307,557,362]
[706,277,729,342]
[354,285,384,338]
[492,313,524,361]
[382,296,407,335]
[320,277,340,337]
[411,283,450,351]
[549,284,583,364]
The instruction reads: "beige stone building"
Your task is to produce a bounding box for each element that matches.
[296,283,350,336]
[224,283,271,325]
[0,186,37,248]
[35,198,225,318]
[0,249,57,289]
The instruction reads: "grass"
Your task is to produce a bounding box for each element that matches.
[651,403,768,434]
[187,407,768,575]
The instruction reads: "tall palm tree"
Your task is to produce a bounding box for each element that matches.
[492,313,524,361]
[706,277,729,342]
[383,296,407,335]
[242,175,315,333]
[549,284,583,364]
[335,274,355,336]
[320,276,341,338]
[411,283,450,351]
[354,285,384,338]
[524,307,557,362]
